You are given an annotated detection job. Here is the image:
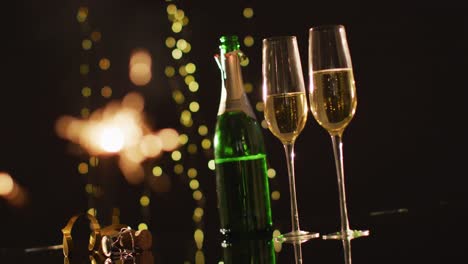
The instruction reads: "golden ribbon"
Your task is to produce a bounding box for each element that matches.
[61,213,101,258]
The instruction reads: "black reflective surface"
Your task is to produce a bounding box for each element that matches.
[1,202,462,263]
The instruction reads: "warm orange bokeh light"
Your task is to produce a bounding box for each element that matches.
[129,49,152,86]
[158,128,180,151]
[122,92,145,113]
[140,134,163,158]
[118,156,145,185]
[97,126,125,153]
[130,49,152,67]
[0,172,14,196]
[0,172,27,207]
[55,92,179,185]
[130,64,152,86]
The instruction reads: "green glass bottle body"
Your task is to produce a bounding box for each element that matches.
[214,35,273,239]
[221,237,276,264]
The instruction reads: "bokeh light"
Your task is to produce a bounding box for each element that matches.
[172,90,185,104]
[197,125,208,136]
[267,168,276,178]
[176,39,187,50]
[152,166,163,177]
[184,75,195,85]
[101,86,112,98]
[165,37,176,48]
[187,144,197,154]
[187,168,197,178]
[77,7,88,23]
[243,7,254,18]
[0,172,14,196]
[81,86,92,97]
[138,223,149,230]
[208,160,215,170]
[271,191,280,200]
[0,172,27,207]
[178,134,189,145]
[244,82,253,93]
[185,63,196,74]
[140,195,150,207]
[158,128,180,151]
[188,81,199,92]
[172,49,183,60]
[129,49,152,86]
[189,101,200,112]
[82,39,92,50]
[78,162,89,174]
[80,64,89,75]
[165,66,175,77]
[243,35,254,47]
[171,22,182,33]
[99,58,111,70]
[90,31,101,42]
[201,139,211,150]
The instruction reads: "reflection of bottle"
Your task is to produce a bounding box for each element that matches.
[213,35,273,239]
[221,237,276,264]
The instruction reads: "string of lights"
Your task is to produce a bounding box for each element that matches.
[162,1,210,263]
[238,5,282,254]
[76,5,117,224]
[75,2,157,232]
[75,4,169,234]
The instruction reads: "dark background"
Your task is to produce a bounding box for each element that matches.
[1,0,465,263]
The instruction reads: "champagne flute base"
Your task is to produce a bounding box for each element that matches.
[275,230,320,244]
[322,229,369,240]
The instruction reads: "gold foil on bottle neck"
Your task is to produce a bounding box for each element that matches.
[224,51,244,101]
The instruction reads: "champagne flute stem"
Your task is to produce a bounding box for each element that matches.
[331,134,352,264]
[283,142,301,233]
[330,134,350,234]
[293,242,303,264]
[342,237,352,264]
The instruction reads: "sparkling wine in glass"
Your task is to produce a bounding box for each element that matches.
[262,36,320,249]
[308,25,369,264]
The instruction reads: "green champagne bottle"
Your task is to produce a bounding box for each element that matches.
[213,35,273,240]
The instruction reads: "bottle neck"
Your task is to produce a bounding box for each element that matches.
[217,50,256,119]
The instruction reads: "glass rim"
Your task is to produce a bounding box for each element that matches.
[262,35,297,42]
[309,24,345,32]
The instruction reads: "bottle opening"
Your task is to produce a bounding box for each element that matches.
[219,35,240,54]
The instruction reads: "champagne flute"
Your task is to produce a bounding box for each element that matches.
[262,36,320,247]
[308,25,369,263]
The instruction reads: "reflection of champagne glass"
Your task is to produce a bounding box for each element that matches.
[308,25,369,264]
[262,36,320,250]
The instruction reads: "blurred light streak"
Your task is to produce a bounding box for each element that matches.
[369,208,409,216]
